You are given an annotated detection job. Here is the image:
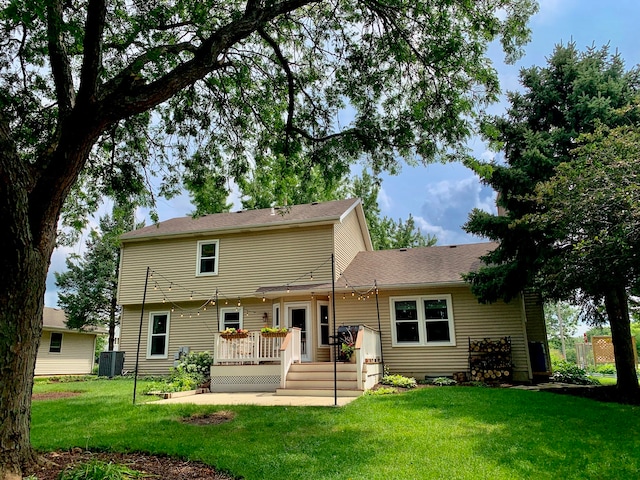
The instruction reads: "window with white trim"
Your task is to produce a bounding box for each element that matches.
[148,312,170,358]
[318,302,330,347]
[49,332,63,353]
[273,304,280,328]
[390,295,455,346]
[196,240,219,276]
[219,307,243,331]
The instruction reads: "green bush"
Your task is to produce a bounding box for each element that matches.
[175,351,214,381]
[594,363,617,375]
[551,360,599,385]
[141,369,202,394]
[381,373,417,389]
[364,386,398,396]
[59,460,145,480]
[431,377,457,386]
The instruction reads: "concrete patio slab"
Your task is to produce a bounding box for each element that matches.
[152,391,358,407]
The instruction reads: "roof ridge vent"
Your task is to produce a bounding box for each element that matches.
[311,201,319,205]
[449,245,457,248]
[399,248,408,252]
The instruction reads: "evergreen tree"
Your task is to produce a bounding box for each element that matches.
[464,44,640,395]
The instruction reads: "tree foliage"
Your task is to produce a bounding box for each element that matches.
[0,0,537,477]
[464,44,640,394]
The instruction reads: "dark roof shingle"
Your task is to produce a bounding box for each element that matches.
[121,198,361,241]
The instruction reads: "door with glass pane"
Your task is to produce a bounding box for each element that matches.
[285,302,311,361]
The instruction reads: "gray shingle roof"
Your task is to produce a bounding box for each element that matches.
[336,242,498,288]
[43,307,106,334]
[121,198,362,241]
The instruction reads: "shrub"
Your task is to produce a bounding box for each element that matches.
[551,360,599,385]
[431,377,457,386]
[59,460,145,480]
[364,387,398,396]
[594,363,616,375]
[175,351,214,382]
[381,373,417,389]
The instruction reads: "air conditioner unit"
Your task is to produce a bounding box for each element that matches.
[98,351,125,377]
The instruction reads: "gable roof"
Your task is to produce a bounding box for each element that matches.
[256,242,498,295]
[336,242,498,289]
[43,307,106,334]
[121,198,366,242]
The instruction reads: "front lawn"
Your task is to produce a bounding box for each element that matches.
[31,379,640,479]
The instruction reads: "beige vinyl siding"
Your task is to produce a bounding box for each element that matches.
[118,225,334,305]
[35,330,96,375]
[120,299,274,375]
[334,285,532,382]
[333,209,367,277]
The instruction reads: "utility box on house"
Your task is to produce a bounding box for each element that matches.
[98,351,125,377]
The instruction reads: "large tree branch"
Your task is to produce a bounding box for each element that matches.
[46,0,75,115]
[76,0,107,105]
[258,27,295,153]
[99,0,320,121]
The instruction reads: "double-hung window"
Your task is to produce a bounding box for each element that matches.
[390,295,455,346]
[196,240,219,276]
[49,332,63,353]
[318,302,330,347]
[148,312,170,358]
[219,307,243,331]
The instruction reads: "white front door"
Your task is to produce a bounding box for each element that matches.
[285,302,311,362]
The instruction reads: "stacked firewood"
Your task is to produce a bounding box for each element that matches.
[468,337,512,382]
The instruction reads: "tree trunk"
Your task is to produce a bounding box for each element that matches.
[0,221,55,478]
[604,286,639,397]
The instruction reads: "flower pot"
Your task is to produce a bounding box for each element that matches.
[220,333,249,340]
[261,332,288,338]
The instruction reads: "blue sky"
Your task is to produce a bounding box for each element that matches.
[45,0,640,307]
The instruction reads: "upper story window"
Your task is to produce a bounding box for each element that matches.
[390,295,455,347]
[196,240,219,276]
[49,332,63,353]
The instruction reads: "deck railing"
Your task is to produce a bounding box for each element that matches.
[213,331,288,365]
[280,327,302,388]
[354,324,382,387]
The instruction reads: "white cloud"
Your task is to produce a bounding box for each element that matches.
[378,186,392,212]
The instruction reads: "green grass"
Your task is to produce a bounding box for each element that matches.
[31,379,640,479]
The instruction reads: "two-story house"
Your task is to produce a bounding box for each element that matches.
[117,198,549,395]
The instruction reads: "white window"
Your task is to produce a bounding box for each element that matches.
[219,307,243,331]
[317,301,330,347]
[196,239,219,276]
[49,332,63,353]
[390,295,455,346]
[147,312,170,358]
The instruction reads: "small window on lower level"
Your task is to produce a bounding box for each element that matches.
[49,332,63,353]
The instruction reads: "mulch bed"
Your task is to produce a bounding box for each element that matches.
[26,450,238,480]
[32,391,82,401]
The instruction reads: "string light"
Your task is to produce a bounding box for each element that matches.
[190,291,193,300]
[262,295,266,302]
[286,286,290,293]
[310,272,313,280]
[237,298,241,307]
[168,282,172,292]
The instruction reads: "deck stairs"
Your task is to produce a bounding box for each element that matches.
[276,362,363,397]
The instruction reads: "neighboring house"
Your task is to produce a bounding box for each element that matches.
[36,307,102,376]
[117,198,550,395]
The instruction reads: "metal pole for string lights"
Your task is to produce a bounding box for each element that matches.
[374,280,385,369]
[133,266,150,405]
[331,253,337,406]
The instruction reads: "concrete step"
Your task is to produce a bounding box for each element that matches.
[286,370,357,381]
[284,379,358,390]
[288,362,357,373]
[275,388,363,398]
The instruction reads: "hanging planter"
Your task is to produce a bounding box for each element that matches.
[220,328,249,340]
[260,327,288,338]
